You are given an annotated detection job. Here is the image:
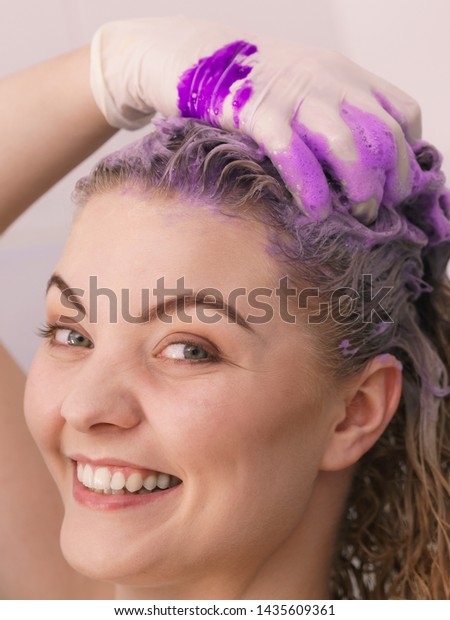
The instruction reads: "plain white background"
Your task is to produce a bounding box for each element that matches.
[1,0,449,371]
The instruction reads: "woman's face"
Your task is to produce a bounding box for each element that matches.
[24,189,340,593]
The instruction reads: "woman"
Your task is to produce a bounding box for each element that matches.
[1,17,448,600]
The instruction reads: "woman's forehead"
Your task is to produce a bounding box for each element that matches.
[59,190,283,294]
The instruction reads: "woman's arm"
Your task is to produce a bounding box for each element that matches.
[0,47,115,598]
[0,46,116,233]
[0,345,112,598]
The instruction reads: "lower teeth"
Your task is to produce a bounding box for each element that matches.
[87,486,166,495]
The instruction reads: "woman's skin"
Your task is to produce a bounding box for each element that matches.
[0,47,115,232]
[1,48,403,599]
[0,47,115,599]
[25,191,403,599]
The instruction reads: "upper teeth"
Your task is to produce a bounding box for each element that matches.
[77,462,178,494]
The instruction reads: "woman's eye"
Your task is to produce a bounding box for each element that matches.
[37,322,94,349]
[55,329,93,348]
[159,342,216,362]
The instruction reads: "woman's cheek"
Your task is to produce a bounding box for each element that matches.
[159,372,310,474]
[24,349,65,452]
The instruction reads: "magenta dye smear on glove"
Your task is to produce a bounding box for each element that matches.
[232,80,252,128]
[177,40,257,127]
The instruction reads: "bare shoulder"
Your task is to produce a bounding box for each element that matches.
[0,343,113,599]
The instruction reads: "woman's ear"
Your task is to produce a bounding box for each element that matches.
[320,354,403,471]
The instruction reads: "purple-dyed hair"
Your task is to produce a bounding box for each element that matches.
[73,117,450,599]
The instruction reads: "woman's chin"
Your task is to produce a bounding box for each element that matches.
[59,521,177,586]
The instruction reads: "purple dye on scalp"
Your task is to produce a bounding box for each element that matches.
[375,322,390,335]
[82,116,450,317]
[338,339,360,356]
[177,40,257,127]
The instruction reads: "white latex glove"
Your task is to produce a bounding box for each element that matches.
[90,16,422,222]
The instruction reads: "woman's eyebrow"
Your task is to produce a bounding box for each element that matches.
[46,273,86,316]
[45,273,255,332]
[144,292,255,332]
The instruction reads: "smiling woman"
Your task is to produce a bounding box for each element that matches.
[1,16,449,602]
[29,183,337,598]
[21,117,450,599]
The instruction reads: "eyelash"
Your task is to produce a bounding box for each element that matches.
[36,321,221,364]
[36,322,94,350]
[36,322,72,344]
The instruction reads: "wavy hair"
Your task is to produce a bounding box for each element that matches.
[74,118,450,599]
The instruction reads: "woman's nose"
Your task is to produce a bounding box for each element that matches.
[60,355,144,433]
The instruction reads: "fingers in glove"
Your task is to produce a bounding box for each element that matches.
[372,84,422,144]
[340,100,414,205]
[265,130,333,219]
[293,100,417,223]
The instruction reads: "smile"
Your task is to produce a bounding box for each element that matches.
[76,461,182,495]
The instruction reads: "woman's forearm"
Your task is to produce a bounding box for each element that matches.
[0,343,115,598]
[0,46,116,234]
